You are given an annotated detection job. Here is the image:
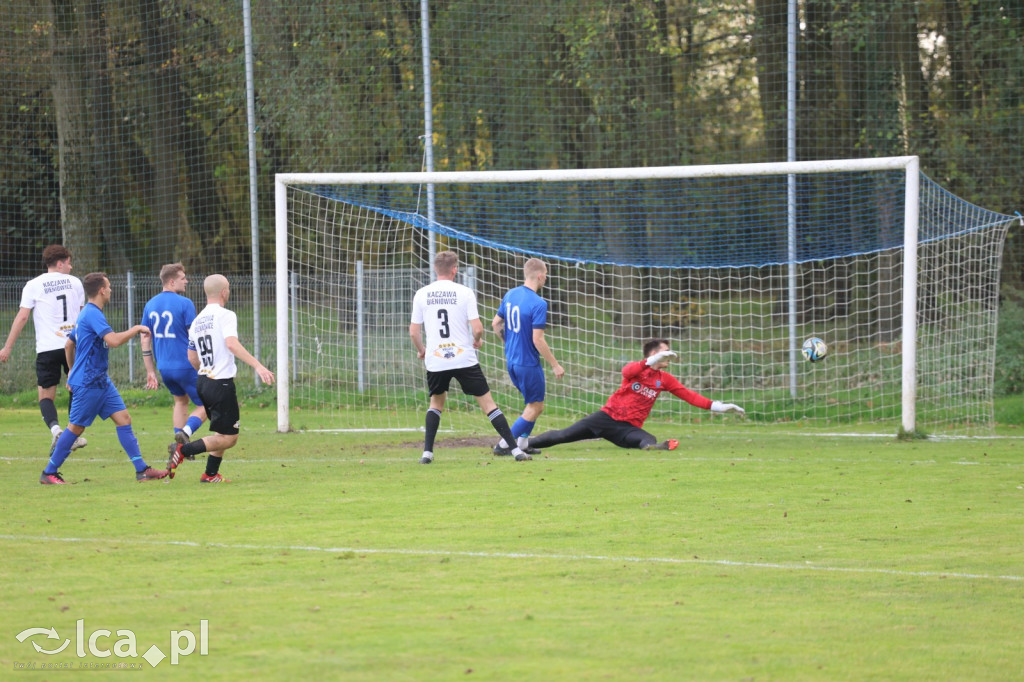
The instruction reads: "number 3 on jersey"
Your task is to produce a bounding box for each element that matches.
[196,334,214,368]
[437,309,450,338]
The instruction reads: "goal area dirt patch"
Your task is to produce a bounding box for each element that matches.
[399,436,495,449]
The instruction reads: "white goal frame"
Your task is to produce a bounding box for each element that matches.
[275,156,923,435]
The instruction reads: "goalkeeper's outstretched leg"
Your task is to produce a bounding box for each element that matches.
[527,417,601,449]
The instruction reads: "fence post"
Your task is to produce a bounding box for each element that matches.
[126,270,135,382]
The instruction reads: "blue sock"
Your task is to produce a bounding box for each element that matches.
[511,417,535,439]
[116,424,148,473]
[185,415,203,435]
[45,429,78,474]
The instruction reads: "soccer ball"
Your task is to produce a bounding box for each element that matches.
[801,337,828,363]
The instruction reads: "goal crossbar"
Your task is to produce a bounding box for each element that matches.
[275,156,918,188]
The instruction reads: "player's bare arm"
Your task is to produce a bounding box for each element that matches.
[408,322,426,359]
[532,328,564,379]
[64,336,76,371]
[103,324,150,349]
[225,335,275,385]
[140,332,159,389]
[491,314,505,341]
[470,318,485,349]
[0,307,31,362]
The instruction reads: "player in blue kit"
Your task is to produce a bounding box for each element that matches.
[491,258,564,456]
[40,272,168,484]
[141,263,206,445]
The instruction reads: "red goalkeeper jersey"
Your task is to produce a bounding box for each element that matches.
[600,360,713,427]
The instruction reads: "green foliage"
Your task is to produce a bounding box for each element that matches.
[995,285,1024,396]
[2,0,1022,281]
[994,394,1024,428]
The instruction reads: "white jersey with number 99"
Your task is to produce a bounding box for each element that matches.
[188,303,238,379]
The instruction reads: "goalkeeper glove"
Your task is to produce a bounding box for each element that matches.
[710,400,745,415]
[645,350,678,366]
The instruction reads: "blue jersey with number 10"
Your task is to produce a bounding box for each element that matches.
[141,292,197,371]
[497,286,548,367]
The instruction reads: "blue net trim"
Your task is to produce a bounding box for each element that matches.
[305,172,1014,268]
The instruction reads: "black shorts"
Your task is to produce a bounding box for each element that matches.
[196,376,240,436]
[36,349,70,389]
[576,411,654,448]
[426,364,491,397]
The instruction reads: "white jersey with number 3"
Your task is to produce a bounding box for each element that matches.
[411,279,480,372]
[19,273,85,353]
[188,303,238,379]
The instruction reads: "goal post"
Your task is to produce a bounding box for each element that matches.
[901,159,920,436]
[275,157,1011,436]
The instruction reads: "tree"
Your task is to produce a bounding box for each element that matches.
[753,0,788,161]
[46,0,130,273]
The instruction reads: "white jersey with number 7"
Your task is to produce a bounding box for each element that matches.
[19,272,85,353]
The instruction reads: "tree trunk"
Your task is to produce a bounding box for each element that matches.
[82,0,131,273]
[753,0,788,161]
[137,0,193,265]
[47,0,100,273]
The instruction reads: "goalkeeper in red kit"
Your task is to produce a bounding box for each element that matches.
[528,338,745,452]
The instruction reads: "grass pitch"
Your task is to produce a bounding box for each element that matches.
[2,404,1023,680]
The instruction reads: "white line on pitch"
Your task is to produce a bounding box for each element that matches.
[1,533,1020,583]
[3,456,1020,467]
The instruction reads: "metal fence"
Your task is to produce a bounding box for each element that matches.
[0,274,277,395]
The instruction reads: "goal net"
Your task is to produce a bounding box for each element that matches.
[275,158,1013,436]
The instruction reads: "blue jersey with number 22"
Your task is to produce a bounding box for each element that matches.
[141,292,197,371]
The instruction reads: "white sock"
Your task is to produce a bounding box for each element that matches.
[517,437,530,449]
[422,450,433,460]
[498,439,509,448]
[182,425,193,436]
[51,424,62,436]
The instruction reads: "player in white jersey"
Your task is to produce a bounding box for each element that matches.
[409,250,529,464]
[0,245,88,451]
[165,274,274,482]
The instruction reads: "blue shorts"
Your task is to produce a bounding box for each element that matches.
[507,363,546,404]
[68,380,127,427]
[160,367,202,405]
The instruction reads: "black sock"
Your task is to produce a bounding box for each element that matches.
[40,399,59,429]
[205,455,222,476]
[182,439,208,458]
[424,408,442,452]
[487,409,517,450]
